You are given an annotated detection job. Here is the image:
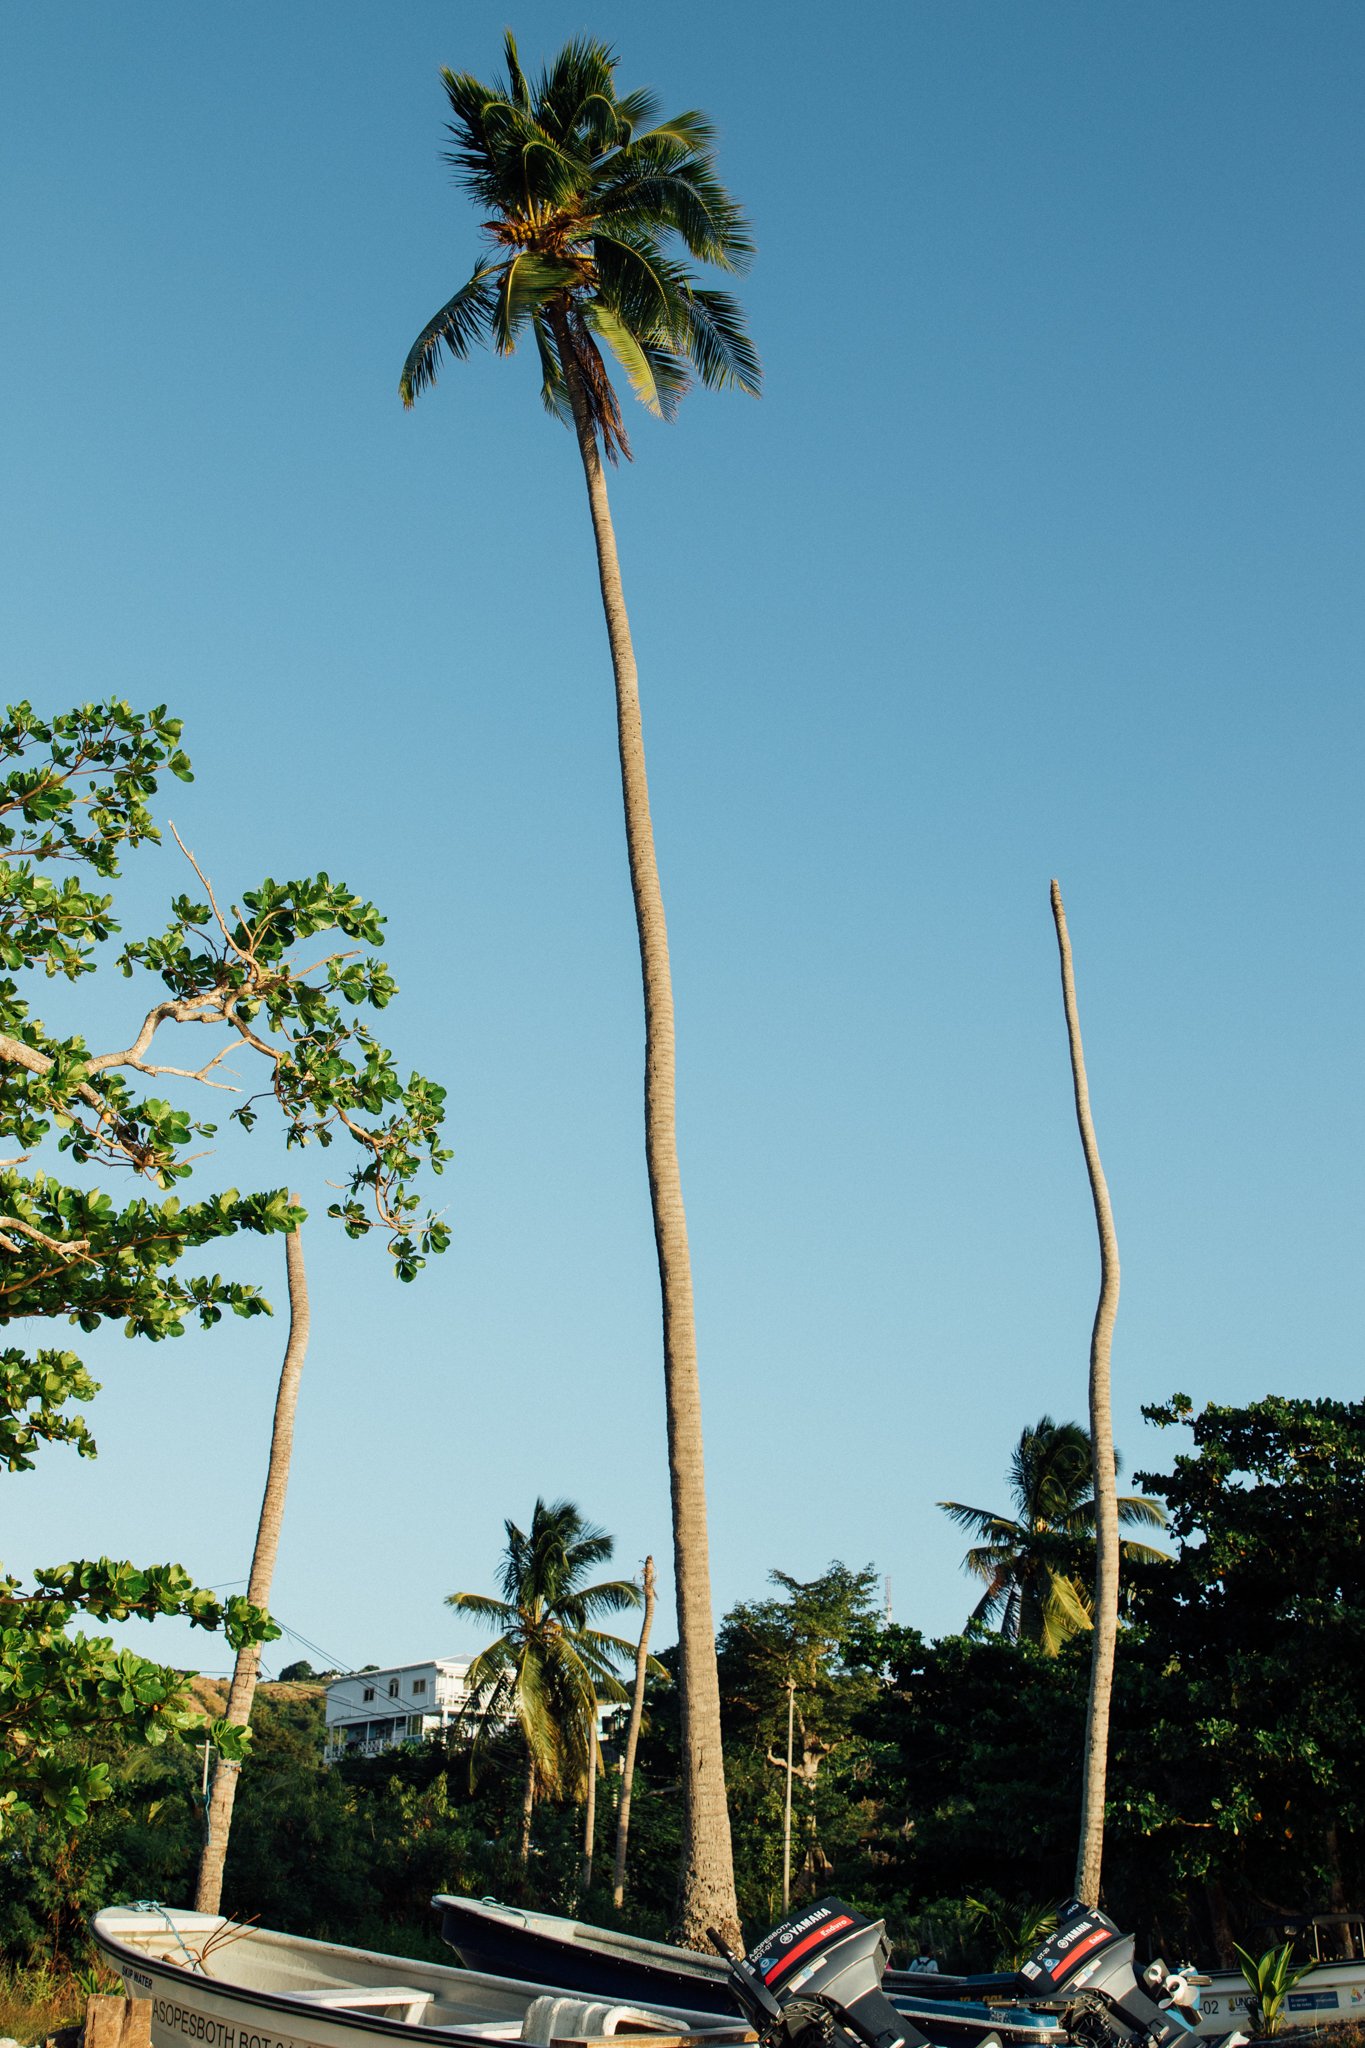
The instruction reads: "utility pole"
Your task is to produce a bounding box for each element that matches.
[782,1677,796,1914]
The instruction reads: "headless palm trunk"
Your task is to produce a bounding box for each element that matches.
[1050,883,1121,1905]
[554,309,740,1949]
[195,1224,310,1914]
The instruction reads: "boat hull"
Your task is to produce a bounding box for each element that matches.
[1193,1962,1365,2036]
[431,1899,1055,2047]
[91,1908,729,2048]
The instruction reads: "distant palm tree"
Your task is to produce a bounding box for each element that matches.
[449,1498,640,1866]
[940,1417,1165,1655]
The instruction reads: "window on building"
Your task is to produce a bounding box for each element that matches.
[388,1678,400,1698]
[412,1677,427,1695]
[363,1686,375,1703]
[410,1716,424,1736]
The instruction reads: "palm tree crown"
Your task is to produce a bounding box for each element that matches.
[449,1497,641,1818]
[940,1416,1167,1655]
[400,32,760,458]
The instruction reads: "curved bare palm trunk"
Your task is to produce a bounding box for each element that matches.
[612,1554,656,1909]
[552,309,739,1949]
[1050,883,1120,1906]
[195,1222,310,1914]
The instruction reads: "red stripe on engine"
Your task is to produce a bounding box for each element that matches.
[764,1917,854,1982]
[1051,1929,1112,1980]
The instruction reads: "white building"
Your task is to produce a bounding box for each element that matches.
[324,1658,474,1762]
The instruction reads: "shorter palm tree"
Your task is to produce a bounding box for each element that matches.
[449,1498,641,1865]
[940,1417,1166,1655]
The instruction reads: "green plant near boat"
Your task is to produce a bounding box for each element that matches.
[965,1895,1060,1972]
[1233,1941,1317,2036]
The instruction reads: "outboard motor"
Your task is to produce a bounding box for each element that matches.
[1016,1903,1241,2048]
[713,1899,1001,2048]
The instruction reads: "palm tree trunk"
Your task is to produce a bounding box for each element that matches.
[581,1717,598,1895]
[195,1222,310,1914]
[550,306,739,1950]
[1050,883,1121,1906]
[612,1555,656,1909]
[519,1745,536,1870]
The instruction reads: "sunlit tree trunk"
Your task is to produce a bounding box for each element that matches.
[519,1747,536,1870]
[195,1223,310,1914]
[1050,883,1121,1906]
[581,1717,599,1895]
[612,1555,656,1909]
[551,307,739,1949]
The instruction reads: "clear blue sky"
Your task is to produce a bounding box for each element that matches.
[4,3,1362,1675]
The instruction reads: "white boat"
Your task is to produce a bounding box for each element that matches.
[91,1906,746,2048]
[1193,1958,1365,2036]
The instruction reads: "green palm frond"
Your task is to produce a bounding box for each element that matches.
[612,86,660,137]
[1118,1537,1169,1566]
[399,265,499,406]
[940,1501,1021,1544]
[1116,1492,1167,1528]
[960,1541,1022,1584]
[585,302,664,415]
[490,253,581,356]
[531,313,572,422]
[502,30,532,112]
[678,285,762,393]
[639,109,718,154]
[447,1592,515,1631]
[967,1570,1011,1630]
[1039,1571,1093,1655]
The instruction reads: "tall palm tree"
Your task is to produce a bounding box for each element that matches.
[940,1417,1165,1656]
[402,34,758,1946]
[449,1498,640,1867]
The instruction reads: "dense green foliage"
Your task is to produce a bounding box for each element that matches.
[7,1395,1359,1973]
[1,700,449,1834]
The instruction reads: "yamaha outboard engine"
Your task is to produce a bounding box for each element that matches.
[714,1899,997,2048]
[1016,1903,1240,2048]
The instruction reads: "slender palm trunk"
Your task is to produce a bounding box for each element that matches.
[581,1718,598,1895]
[519,1746,536,1870]
[195,1223,310,1914]
[550,307,739,1949]
[1050,884,1121,1905]
[612,1555,656,1909]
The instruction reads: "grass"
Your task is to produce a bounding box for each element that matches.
[0,1959,121,2046]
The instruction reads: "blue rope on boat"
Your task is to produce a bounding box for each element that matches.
[129,1899,206,1974]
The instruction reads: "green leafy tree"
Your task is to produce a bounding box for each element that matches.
[1114,1394,1365,1960]
[448,1498,642,1870]
[0,700,449,1833]
[940,1417,1166,1655]
[401,32,758,1947]
[855,1623,1087,1927]
[717,1565,883,1911]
